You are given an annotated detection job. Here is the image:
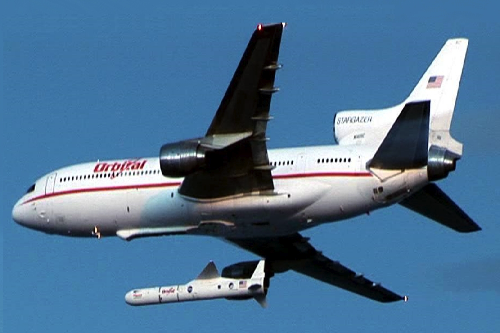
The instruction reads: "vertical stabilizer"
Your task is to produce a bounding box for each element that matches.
[405,38,468,156]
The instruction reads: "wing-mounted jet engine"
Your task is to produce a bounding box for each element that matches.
[125,260,269,307]
[159,133,253,178]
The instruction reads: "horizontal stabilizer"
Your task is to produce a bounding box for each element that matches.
[369,101,430,170]
[400,184,481,232]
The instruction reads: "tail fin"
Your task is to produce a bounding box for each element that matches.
[250,261,268,308]
[405,38,468,157]
[253,294,268,308]
[250,260,266,279]
[372,40,479,233]
[369,39,468,170]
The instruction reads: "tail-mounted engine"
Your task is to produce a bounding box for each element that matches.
[427,145,461,181]
[159,140,209,178]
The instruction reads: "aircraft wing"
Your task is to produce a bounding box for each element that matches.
[227,233,406,303]
[179,23,285,199]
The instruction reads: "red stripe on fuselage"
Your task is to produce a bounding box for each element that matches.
[21,182,182,205]
[273,172,372,179]
[21,172,372,205]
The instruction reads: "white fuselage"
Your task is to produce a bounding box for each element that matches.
[12,144,428,240]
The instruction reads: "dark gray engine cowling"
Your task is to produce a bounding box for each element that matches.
[159,140,208,178]
[427,145,461,181]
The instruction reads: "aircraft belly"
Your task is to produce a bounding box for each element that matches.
[47,187,189,237]
[46,173,418,239]
[296,176,378,226]
[126,177,386,238]
[187,177,354,238]
[173,178,330,238]
[48,191,129,237]
[48,173,426,239]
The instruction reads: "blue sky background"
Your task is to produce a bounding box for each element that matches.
[2,1,500,332]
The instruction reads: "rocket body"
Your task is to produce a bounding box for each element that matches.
[125,260,268,307]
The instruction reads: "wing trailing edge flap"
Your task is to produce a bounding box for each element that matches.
[198,132,253,150]
[399,183,481,232]
[227,234,406,303]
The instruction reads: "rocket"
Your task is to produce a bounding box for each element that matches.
[125,260,268,307]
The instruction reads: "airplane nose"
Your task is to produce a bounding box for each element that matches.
[12,201,24,225]
[12,199,31,227]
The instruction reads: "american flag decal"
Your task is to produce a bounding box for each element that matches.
[427,75,444,88]
[239,280,247,288]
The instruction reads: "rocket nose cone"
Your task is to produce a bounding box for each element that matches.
[125,291,136,305]
[125,289,147,306]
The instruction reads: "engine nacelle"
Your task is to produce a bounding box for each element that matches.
[427,145,461,181]
[159,140,208,178]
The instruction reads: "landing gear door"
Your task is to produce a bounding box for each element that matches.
[45,173,57,194]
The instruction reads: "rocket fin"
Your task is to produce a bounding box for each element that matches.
[254,294,268,308]
[196,261,220,280]
[250,260,266,279]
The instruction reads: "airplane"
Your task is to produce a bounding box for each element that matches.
[12,22,480,305]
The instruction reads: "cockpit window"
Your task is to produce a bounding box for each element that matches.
[26,184,35,193]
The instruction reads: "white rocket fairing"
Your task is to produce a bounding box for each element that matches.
[125,260,268,307]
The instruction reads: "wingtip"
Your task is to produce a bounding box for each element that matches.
[446,37,468,44]
[255,22,287,32]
